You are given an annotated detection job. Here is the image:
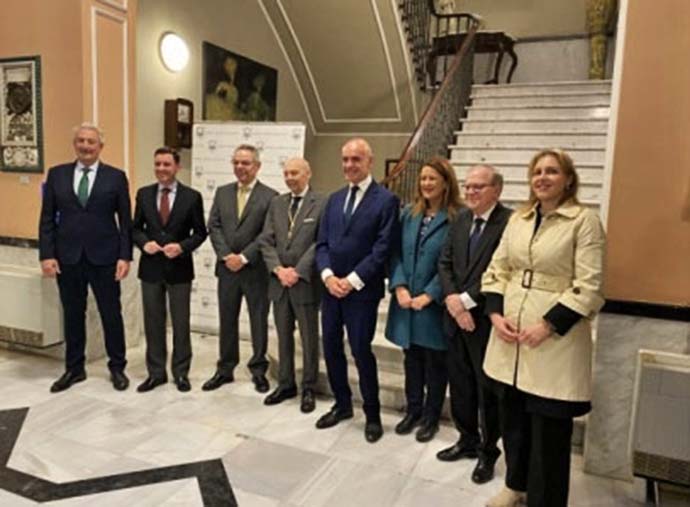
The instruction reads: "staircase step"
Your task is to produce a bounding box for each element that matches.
[451,146,605,165]
[471,93,611,108]
[471,80,612,97]
[467,106,610,121]
[451,132,607,150]
[452,162,604,184]
[460,119,609,133]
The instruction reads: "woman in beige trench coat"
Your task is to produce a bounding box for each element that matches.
[482,149,606,507]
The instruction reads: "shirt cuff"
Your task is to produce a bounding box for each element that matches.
[459,291,477,311]
[347,271,365,291]
[543,303,583,337]
[321,268,335,284]
[240,254,249,265]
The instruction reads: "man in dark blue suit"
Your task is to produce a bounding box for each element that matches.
[39,123,132,393]
[315,138,399,442]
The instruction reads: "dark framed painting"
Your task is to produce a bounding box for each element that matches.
[202,42,277,122]
[0,55,44,173]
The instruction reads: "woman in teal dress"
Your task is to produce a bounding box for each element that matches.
[385,157,463,442]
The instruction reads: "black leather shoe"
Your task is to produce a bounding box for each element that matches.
[315,406,353,429]
[394,413,422,435]
[136,376,167,393]
[415,420,439,443]
[264,386,297,405]
[252,374,270,393]
[471,455,497,484]
[110,370,129,391]
[365,421,384,443]
[436,438,479,461]
[300,389,316,413]
[202,372,234,391]
[175,376,191,392]
[50,370,86,393]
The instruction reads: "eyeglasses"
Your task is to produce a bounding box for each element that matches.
[463,183,493,192]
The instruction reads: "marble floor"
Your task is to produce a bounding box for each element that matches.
[0,335,676,506]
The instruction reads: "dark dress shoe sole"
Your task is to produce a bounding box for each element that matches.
[415,425,439,443]
[252,377,270,393]
[300,399,316,413]
[50,372,87,393]
[394,415,422,435]
[436,446,479,462]
[264,389,297,405]
[365,424,384,443]
[471,462,496,484]
[136,378,167,393]
[175,379,192,392]
[201,375,234,391]
[315,410,353,429]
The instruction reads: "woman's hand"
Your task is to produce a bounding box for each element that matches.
[518,320,553,348]
[410,294,432,311]
[490,313,519,343]
[395,286,412,309]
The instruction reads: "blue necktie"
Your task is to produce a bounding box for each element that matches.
[344,185,359,225]
[468,217,485,260]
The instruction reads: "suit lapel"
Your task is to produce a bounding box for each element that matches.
[238,181,259,227]
[419,209,448,245]
[344,181,377,233]
[287,190,314,244]
[466,206,502,274]
[165,182,186,227]
[147,185,164,229]
[65,163,82,208]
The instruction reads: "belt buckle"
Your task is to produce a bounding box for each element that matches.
[521,269,533,289]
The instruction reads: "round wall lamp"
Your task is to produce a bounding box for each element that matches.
[159,32,189,72]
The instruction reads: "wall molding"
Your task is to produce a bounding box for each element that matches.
[90,6,129,175]
[275,0,402,123]
[257,0,316,135]
[95,0,127,14]
[390,0,419,124]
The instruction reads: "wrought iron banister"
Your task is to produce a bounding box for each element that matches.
[398,0,481,89]
[383,13,479,204]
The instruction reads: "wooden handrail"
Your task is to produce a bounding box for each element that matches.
[382,20,479,186]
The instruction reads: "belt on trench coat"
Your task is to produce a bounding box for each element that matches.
[510,269,572,293]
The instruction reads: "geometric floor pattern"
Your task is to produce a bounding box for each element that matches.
[0,335,660,506]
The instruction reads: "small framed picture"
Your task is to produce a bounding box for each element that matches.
[0,56,44,173]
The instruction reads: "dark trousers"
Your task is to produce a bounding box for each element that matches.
[273,291,320,390]
[501,386,574,507]
[403,344,447,423]
[446,317,500,460]
[321,294,380,421]
[56,258,126,373]
[217,272,269,376]
[141,281,192,379]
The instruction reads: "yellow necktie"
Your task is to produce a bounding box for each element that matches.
[237,186,248,216]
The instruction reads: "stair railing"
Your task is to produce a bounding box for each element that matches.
[398,0,481,89]
[383,8,480,205]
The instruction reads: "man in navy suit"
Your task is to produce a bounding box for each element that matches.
[315,138,400,442]
[39,123,132,392]
[132,147,207,393]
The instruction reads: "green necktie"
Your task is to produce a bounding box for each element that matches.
[77,168,90,206]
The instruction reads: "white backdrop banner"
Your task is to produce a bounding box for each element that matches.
[190,121,306,333]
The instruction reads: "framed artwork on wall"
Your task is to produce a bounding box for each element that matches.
[0,56,43,173]
[202,42,277,122]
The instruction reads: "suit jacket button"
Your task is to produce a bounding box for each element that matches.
[573,287,581,295]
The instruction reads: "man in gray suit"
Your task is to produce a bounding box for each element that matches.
[260,158,325,413]
[204,144,278,393]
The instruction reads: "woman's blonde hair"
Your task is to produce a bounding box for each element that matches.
[411,157,463,218]
[521,148,580,211]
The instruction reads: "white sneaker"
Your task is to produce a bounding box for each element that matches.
[486,486,527,507]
